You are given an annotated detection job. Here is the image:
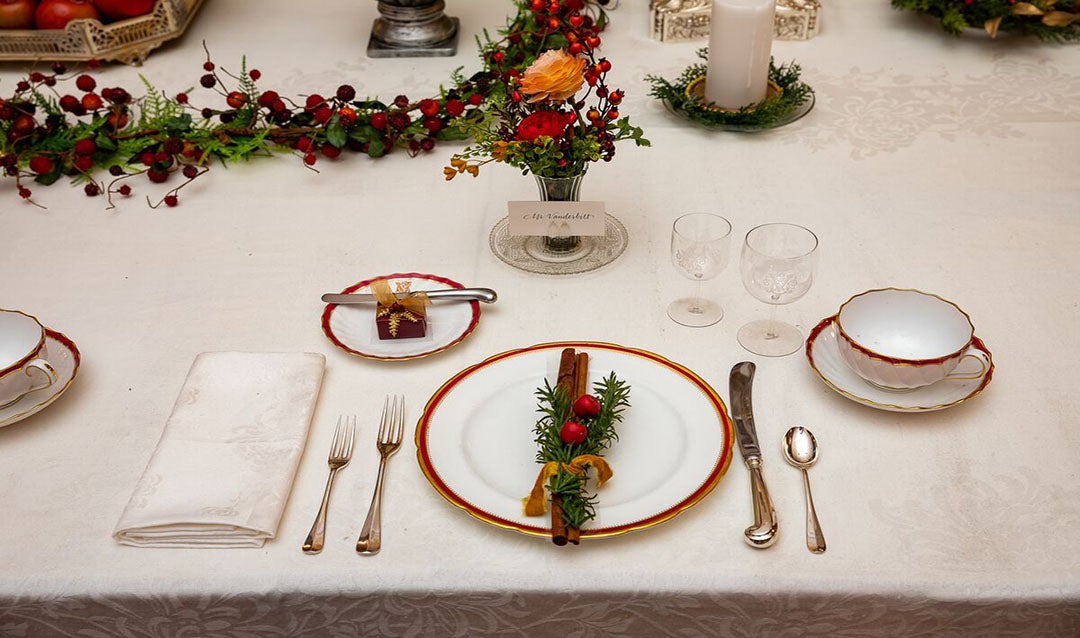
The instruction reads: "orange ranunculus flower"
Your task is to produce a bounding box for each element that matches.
[519,49,586,104]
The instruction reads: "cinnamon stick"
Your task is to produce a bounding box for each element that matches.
[557,348,577,394]
[573,352,589,400]
[551,348,578,545]
[567,352,589,545]
[550,495,569,546]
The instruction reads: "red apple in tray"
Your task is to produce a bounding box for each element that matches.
[94,0,155,21]
[36,0,101,30]
[0,0,35,29]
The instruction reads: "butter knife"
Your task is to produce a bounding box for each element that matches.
[729,361,779,548]
[322,288,497,304]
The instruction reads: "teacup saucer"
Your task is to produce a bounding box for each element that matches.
[0,327,81,428]
[805,316,993,412]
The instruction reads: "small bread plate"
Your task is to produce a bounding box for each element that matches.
[0,328,81,428]
[322,272,481,362]
[417,341,735,539]
[805,316,994,412]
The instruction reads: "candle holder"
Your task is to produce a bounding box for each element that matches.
[646,53,815,132]
[367,0,459,58]
[649,0,821,43]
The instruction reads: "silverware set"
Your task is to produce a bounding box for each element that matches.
[730,362,827,554]
[301,395,405,555]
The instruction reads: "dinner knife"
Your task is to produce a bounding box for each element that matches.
[729,361,779,549]
[321,288,498,304]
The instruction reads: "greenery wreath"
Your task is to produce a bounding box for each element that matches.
[891,0,1080,41]
[0,0,629,209]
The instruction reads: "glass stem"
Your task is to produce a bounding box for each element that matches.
[765,303,779,340]
[691,276,703,313]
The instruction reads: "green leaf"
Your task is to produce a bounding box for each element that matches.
[326,121,348,148]
[367,140,386,158]
[94,135,117,152]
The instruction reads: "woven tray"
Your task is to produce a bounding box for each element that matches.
[0,0,204,66]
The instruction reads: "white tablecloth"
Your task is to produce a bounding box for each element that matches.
[2,1,1079,636]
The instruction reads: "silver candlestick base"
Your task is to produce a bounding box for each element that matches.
[368,0,459,58]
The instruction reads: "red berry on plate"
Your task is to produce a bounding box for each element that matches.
[572,394,601,419]
[164,194,178,207]
[559,421,588,445]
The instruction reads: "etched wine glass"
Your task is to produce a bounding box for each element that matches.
[668,213,733,327]
[738,223,819,356]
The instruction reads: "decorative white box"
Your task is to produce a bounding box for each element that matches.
[650,0,821,43]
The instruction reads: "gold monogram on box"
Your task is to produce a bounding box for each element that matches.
[650,0,821,42]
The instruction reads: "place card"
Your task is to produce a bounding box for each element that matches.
[507,201,606,237]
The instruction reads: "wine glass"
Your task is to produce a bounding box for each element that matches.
[738,223,819,356]
[668,213,733,327]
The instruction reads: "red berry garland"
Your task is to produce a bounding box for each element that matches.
[0,1,623,209]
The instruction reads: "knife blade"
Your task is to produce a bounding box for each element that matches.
[729,361,779,549]
[321,288,497,305]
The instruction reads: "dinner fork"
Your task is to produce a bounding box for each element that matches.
[356,395,405,555]
[302,415,356,554]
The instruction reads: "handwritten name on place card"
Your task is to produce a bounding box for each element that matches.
[507,201,606,237]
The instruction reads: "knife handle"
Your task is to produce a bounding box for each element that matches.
[744,457,779,548]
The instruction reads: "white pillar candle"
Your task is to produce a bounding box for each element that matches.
[705,0,776,109]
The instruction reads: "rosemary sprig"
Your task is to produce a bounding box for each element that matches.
[532,372,630,530]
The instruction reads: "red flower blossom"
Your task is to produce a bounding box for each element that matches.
[516,110,569,142]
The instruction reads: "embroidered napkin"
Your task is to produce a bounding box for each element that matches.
[114,352,325,548]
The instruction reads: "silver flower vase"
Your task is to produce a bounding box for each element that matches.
[367,0,459,58]
[525,173,588,261]
[489,171,628,276]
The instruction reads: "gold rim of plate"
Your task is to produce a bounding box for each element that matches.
[415,341,735,540]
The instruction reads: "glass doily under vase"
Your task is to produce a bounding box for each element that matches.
[488,174,628,275]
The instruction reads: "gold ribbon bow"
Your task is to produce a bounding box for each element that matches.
[370,279,431,314]
[522,454,613,516]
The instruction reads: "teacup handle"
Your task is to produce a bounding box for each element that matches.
[24,358,59,393]
[0,359,58,409]
[945,339,992,382]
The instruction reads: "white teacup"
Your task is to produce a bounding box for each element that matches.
[835,289,992,391]
[0,309,59,408]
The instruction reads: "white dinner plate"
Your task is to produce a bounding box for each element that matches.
[805,316,994,412]
[0,327,80,428]
[417,342,734,539]
[321,272,481,362]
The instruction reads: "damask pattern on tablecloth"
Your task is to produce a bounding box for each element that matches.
[789,55,1080,159]
[2,590,1078,637]
[868,466,1080,575]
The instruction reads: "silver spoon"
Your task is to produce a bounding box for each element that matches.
[783,426,826,554]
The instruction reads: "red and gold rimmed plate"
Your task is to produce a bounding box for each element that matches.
[322,273,481,362]
[806,316,994,412]
[0,327,80,428]
[417,341,735,539]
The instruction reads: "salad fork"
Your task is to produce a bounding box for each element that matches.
[302,415,356,554]
[356,395,405,555]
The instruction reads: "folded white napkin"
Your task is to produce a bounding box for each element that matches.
[114,352,325,548]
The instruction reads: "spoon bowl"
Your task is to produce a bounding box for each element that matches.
[783,426,826,554]
[784,426,819,468]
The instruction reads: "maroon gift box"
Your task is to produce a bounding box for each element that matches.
[376,303,427,340]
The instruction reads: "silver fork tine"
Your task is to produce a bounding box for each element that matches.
[302,415,355,554]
